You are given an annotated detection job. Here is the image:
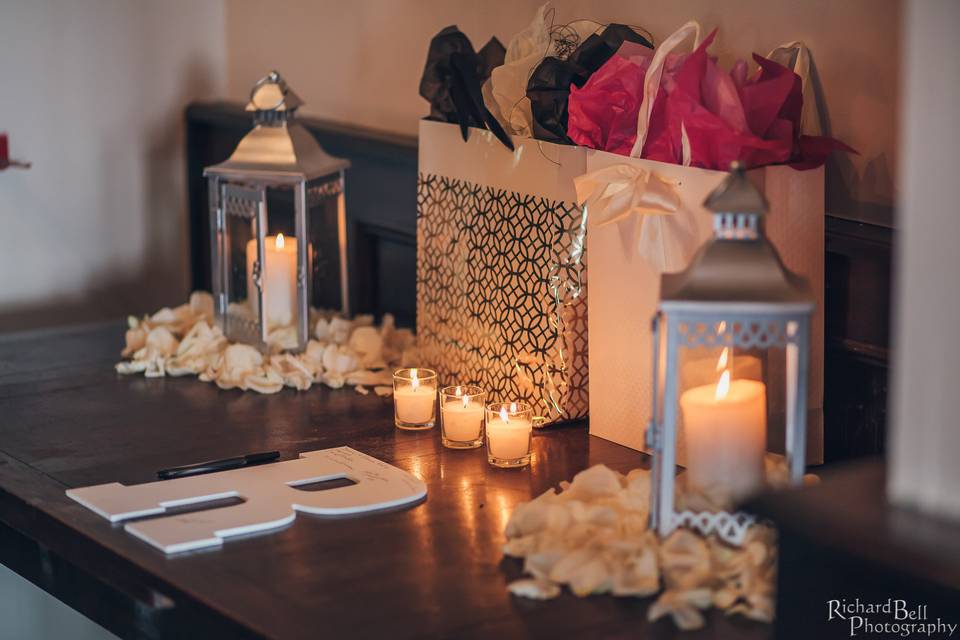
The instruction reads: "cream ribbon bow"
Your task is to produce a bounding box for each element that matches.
[574,164,699,273]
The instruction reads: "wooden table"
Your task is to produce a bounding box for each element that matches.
[0,322,769,639]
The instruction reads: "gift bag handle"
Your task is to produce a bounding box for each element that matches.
[766,41,823,136]
[629,21,703,159]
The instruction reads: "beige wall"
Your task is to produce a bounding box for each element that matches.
[0,0,226,330]
[227,0,900,225]
[0,1,899,332]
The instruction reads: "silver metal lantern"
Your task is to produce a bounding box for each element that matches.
[204,71,350,351]
[647,163,814,546]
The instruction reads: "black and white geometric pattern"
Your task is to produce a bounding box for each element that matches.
[417,173,589,424]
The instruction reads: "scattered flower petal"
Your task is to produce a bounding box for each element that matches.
[116,293,419,395]
[502,463,779,630]
[507,579,560,600]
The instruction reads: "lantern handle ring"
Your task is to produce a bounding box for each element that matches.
[249,71,287,112]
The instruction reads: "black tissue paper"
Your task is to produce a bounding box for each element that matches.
[419,26,513,150]
[528,23,653,144]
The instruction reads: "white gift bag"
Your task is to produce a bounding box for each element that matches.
[578,22,825,463]
[417,119,589,424]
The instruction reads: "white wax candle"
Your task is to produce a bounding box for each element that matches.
[394,385,436,424]
[680,371,767,500]
[487,412,532,460]
[246,234,298,329]
[442,398,484,441]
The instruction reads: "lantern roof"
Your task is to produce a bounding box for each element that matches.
[204,71,349,183]
[702,162,768,215]
[659,165,814,313]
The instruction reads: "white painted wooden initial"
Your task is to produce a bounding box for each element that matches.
[66,448,427,554]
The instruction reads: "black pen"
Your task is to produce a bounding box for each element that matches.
[156,451,280,480]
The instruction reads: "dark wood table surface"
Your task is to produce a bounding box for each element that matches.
[748,460,960,638]
[0,322,770,639]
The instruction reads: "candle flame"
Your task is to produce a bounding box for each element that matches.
[462,395,469,409]
[410,368,419,391]
[715,369,731,400]
[716,347,729,371]
[499,407,510,423]
[275,233,285,249]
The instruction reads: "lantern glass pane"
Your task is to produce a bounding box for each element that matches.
[306,173,347,313]
[265,187,296,238]
[221,183,264,345]
[257,220,299,334]
[254,184,303,336]
[665,314,798,513]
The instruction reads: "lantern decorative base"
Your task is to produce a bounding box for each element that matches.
[668,509,757,546]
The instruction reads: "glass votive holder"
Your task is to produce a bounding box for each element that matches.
[485,402,533,468]
[440,385,486,449]
[393,368,437,430]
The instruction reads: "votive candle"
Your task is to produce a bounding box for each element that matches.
[393,368,437,430]
[440,385,486,449]
[485,402,533,468]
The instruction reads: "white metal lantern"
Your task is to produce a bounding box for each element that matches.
[647,164,814,546]
[204,71,350,351]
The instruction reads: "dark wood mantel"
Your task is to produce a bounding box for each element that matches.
[0,322,770,639]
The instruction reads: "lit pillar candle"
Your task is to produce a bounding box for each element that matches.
[680,369,767,502]
[440,386,485,448]
[485,402,533,468]
[246,233,298,329]
[393,368,437,430]
[678,348,761,469]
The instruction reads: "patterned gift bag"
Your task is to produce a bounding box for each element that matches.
[417,120,589,424]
